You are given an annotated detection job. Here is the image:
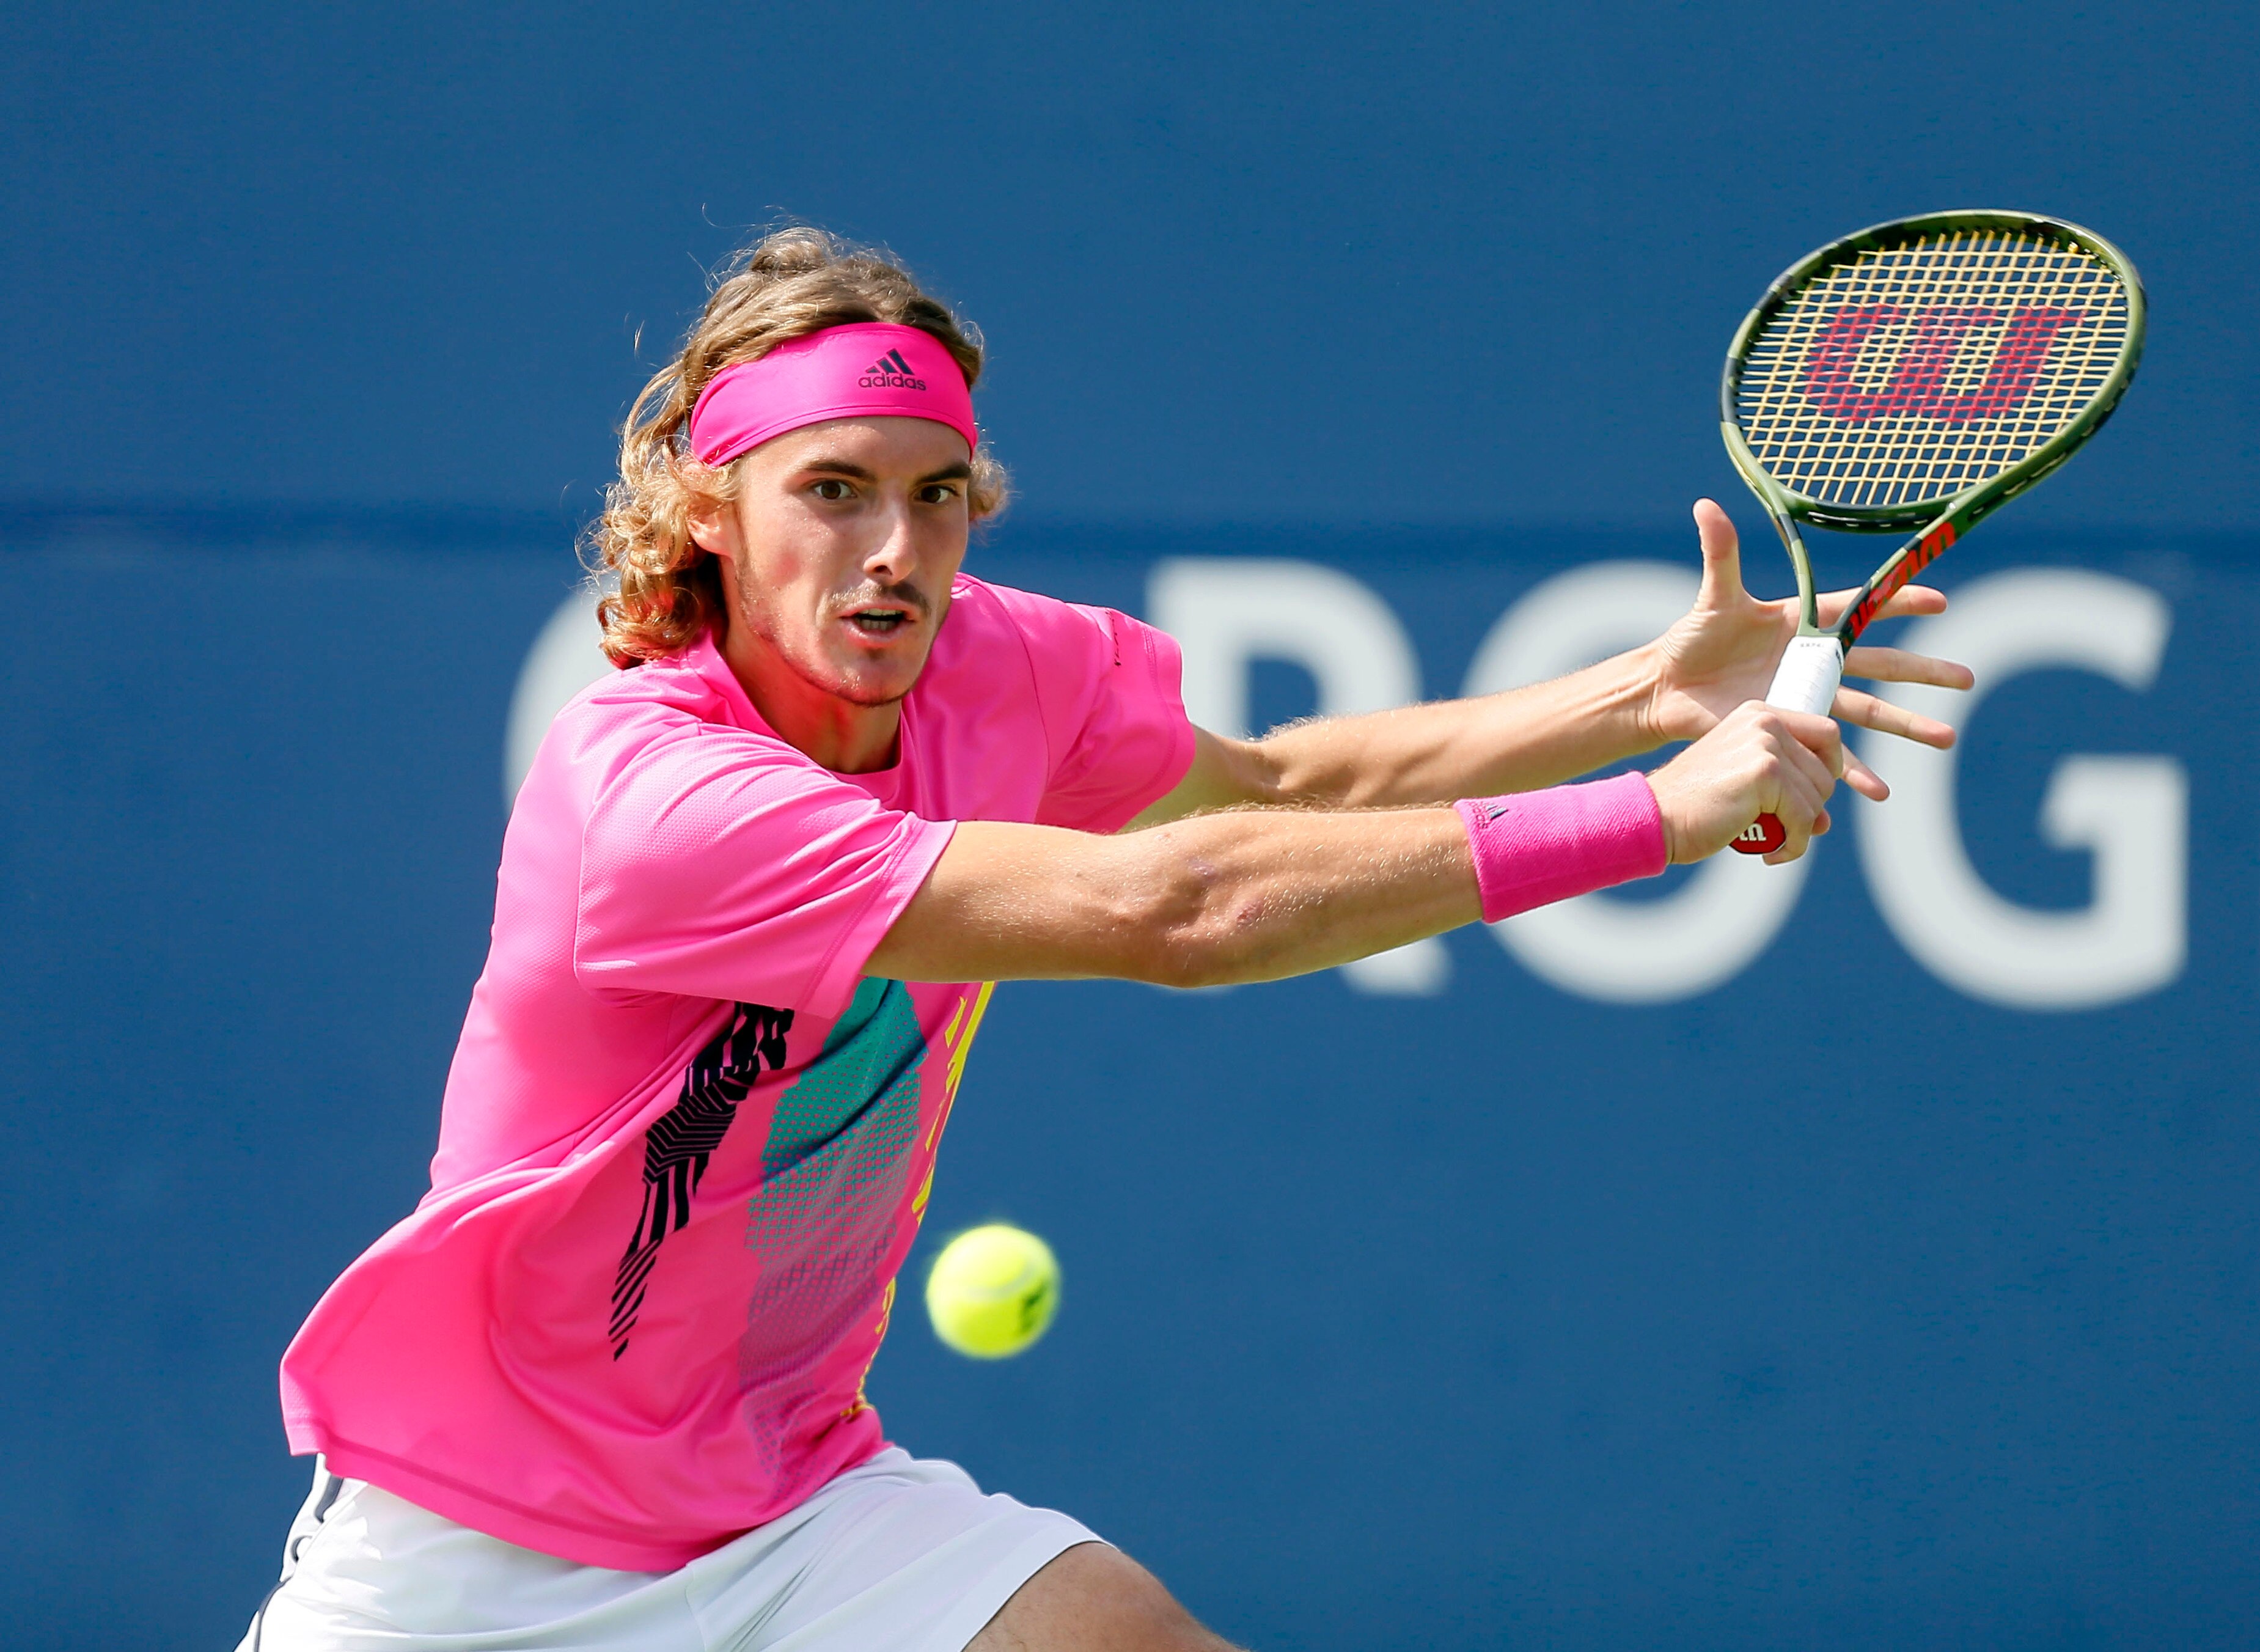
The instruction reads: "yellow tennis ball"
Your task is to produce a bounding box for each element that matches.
[925,1224,1060,1359]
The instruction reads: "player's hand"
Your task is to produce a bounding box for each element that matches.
[1646,699,1842,865]
[1643,499,1975,803]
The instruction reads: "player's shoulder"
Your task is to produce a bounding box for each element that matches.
[948,571,1105,626]
[941,573,1118,671]
[565,644,727,733]
[548,633,800,785]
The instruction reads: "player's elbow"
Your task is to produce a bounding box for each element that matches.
[1110,834,1280,989]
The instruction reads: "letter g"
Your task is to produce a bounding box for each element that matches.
[1855,568,2185,1010]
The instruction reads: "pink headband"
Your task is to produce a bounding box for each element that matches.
[688,322,978,467]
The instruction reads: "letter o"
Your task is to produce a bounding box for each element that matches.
[1148,557,1448,996]
[505,590,613,802]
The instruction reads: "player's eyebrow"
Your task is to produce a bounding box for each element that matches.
[796,457,879,481]
[793,458,972,486]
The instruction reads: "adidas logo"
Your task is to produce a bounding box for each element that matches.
[858,348,926,392]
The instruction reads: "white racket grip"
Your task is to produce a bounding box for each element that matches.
[1731,636,1848,856]
[1765,634,1846,716]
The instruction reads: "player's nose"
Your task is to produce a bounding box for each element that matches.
[861,502,918,579]
[863,506,941,598]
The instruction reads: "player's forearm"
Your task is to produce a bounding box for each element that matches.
[1254,644,1662,807]
[1123,809,1483,985]
[871,697,1834,989]
[867,811,1482,989]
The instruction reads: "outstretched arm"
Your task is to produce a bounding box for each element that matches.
[866,700,1844,987]
[1129,500,1973,826]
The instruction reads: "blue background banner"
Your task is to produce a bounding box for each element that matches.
[4,0,2255,1643]
[2,510,2252,1649]
[3,1,2252,533]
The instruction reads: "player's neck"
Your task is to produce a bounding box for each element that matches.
[719,622,902,774]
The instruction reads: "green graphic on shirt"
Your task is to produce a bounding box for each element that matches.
[757,976,925,1185]
[736,978,930,1428]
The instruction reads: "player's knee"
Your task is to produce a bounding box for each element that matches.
[971,1541,1239,1651]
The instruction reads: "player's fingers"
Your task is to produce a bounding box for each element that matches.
[1691,499,1744,603]
[1841,748,1890,803]
[1842,644,1975,691]
[1741,720,1834,864]
[1766,804,1830,863]
[1866,583,1950,620]
[1830,685,1958,749]
[1763,760,1828,863]
[1812,581,1950,628]
[1778,729,1839,806]
[1774,708,1845,782]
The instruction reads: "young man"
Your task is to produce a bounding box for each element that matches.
[242,230,1967,1651]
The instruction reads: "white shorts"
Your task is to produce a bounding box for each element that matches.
[237,1449,1101,1652]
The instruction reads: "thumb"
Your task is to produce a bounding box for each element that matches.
[1692,498,1744,608]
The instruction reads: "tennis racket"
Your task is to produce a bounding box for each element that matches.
[1720,210,2145,854]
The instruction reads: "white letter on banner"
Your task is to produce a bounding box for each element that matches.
[1462,562,1810,1003]
[1855,569,2184,1010]
[506,591,611,802]
[1147,559,1447,996]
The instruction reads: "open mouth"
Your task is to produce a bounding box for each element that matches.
[845,607,912,637]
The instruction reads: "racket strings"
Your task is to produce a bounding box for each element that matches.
[1736,229,2130,509]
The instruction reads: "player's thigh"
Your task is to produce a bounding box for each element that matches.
[967,1541,1239,1652]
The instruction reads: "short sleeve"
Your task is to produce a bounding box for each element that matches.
[573,725,955,1016]
[982,585,1197,834]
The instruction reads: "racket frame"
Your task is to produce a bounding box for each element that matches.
[1720,209,2146,654]
[1715,210,2144,855]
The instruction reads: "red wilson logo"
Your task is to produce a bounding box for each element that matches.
[1800,304,2087,424]
[1843,520,1960,639]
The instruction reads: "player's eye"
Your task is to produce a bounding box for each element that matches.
[810,479,855,501]
[917,483,961,505]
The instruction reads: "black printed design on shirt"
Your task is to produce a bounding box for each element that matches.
[609,1002,793,1357]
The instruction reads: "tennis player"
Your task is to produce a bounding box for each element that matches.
[240,229,1968,1652]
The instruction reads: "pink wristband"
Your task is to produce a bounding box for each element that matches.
[1453,771,1668,924]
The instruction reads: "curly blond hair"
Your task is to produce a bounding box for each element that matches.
[586,227,1010,666]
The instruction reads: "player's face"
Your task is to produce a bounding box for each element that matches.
[710,417,973,710]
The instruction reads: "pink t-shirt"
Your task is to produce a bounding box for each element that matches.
[278,575,1194,1571]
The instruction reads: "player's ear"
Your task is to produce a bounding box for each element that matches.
[683,479,735,559]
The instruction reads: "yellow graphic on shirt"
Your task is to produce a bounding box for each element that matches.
[913,982,992,1219]
[843,981,995,1422]
[944,980,999,1112]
